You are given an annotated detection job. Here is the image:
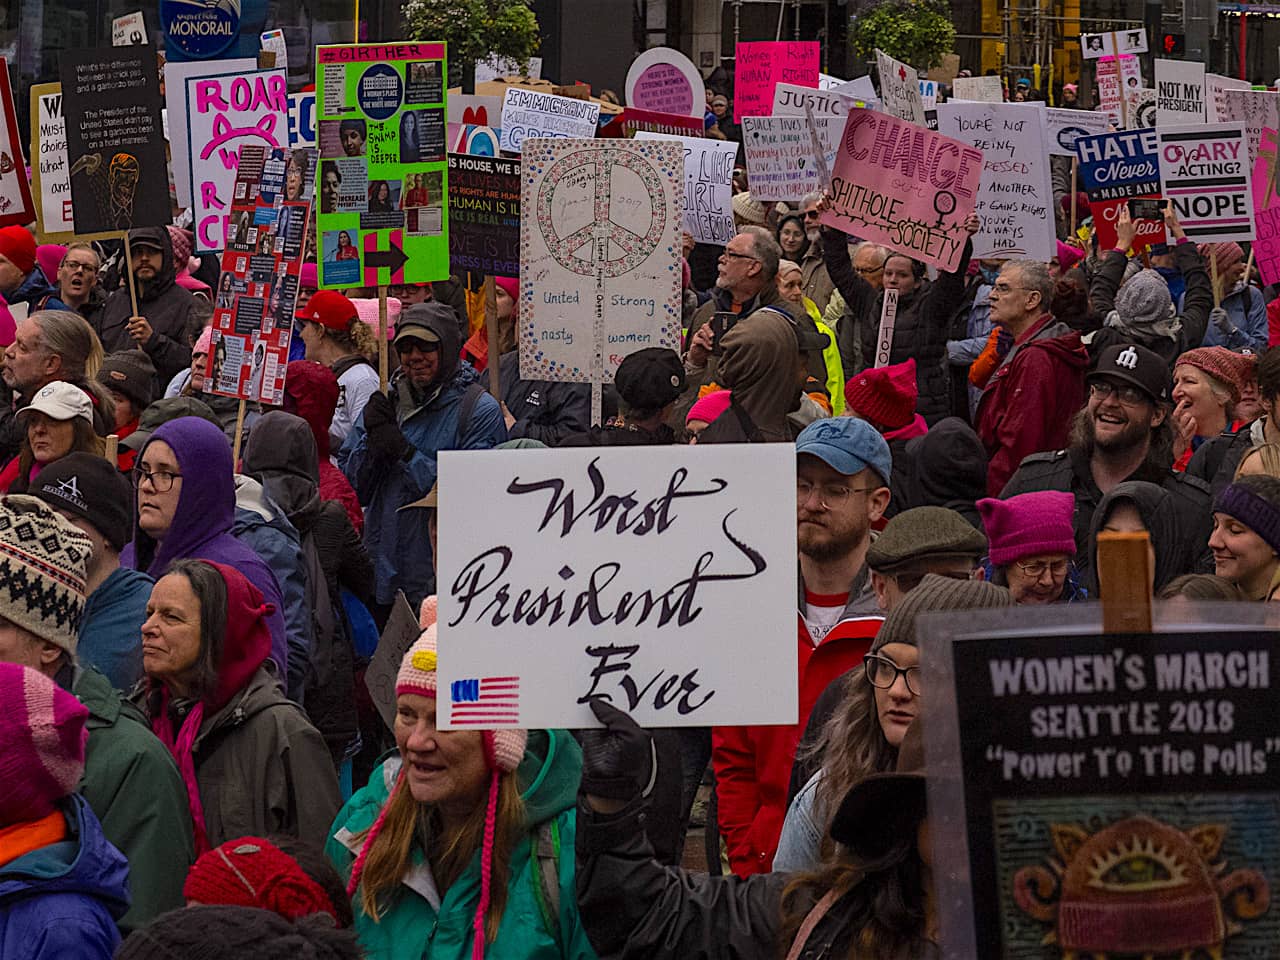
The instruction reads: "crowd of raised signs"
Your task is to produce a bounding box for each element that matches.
[7,24,1280,960]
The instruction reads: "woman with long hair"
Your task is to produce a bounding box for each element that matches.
[326,598,594,958]
[368,181,393,213]
[335,231,359,262]
[0,380,105,492]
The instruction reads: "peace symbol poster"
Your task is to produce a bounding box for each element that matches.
[314,43,449,290]
[518,138,683,383]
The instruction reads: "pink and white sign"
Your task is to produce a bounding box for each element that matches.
[184,67,288,252]
[820,108,983,272]
[734,41,819,123]
[1251,128,1280,284]
[625,47,704,119]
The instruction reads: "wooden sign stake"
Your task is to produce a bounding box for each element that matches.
[122,233,139,319]
[1097,531,1153,633]
[377,284,389,393]
[1069,158,1079,237]
[231,398,247,465]
[104,433,118,466]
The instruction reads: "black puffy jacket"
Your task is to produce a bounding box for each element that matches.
[822,228,972,424]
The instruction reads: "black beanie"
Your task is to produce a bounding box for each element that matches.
[116,905,362,960]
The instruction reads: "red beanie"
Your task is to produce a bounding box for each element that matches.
[183,836,339,922]
[1174,346,1253,404]
[0,226,36,277]
[845,358,918,431]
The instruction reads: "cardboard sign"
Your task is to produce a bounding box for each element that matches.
[936,101,1056,261]
[436,444,798,729]
[1158,123,1254,243]
[518,137,682,384]
[499,87,600,153]
[625,47,704,118]
[475,54,542,84]
[1216,89,1280,167]
[166,57,257,208]
[772,83,854,118]
[636,132,737,245]
[315,42,451,289]
[1076,128,1164,251]
[734,41,819,123]
[1045,107,1112,157]
[952,75,1004,103]
[1207,73,1253,121]
[1251,127,1280,284]
[741,115,839,202]
[185,67,289,253]
[364,591,419,731]
[260,29,288,71]
[1155,58,1205,124]
[820,109,982,272]
[876,49,925,124]
[207,145,312,404]
[447,153,520,276]
[111,11,147,46]
[1081,28,1148,59]
[921,606,1280,959]
[874,288,899,367]
[60,43,169,234]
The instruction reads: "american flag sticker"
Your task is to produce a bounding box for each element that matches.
[449,677,521,725]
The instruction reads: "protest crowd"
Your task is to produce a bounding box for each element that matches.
[5,9,1280,960]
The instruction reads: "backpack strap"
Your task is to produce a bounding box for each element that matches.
[784,888,842,960]
[454,381,486,447]
[529,819,561,945]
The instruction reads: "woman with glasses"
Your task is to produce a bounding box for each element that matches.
[774,575,1013,874]
[121,416,292,692]
[977,490,1086,604]
[129,558,339,853]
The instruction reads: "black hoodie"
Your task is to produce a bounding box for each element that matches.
[1086,480,1193,596]
[894,417,989,529]
[97,227,198,384]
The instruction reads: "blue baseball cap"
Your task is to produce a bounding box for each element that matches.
[795,418,892,486]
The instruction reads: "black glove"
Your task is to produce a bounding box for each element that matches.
[363,392,408,462]
[580,699,656,802]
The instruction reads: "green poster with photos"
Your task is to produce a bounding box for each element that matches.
[314,43,449,289]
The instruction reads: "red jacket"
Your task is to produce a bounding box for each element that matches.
[976,316,1089,496]
[712,577,882,876]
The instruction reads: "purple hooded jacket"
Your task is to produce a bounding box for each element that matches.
[120,416,289,684]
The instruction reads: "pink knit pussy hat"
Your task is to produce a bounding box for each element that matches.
[976,490,1077,566]
[0,662,89,825]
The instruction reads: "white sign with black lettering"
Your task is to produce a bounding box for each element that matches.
[436,445,798,728]
[875,288,899,367]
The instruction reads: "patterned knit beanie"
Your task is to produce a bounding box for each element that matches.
[183,837,340,923]
[1174,346,1254,404]
[0,495,91,655]
[350,596,527,960]
[1114,269,1173,329]
[0,662,89,825]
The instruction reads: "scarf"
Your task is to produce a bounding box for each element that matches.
[1104,307,1182,344]
[151,685,211,855]
[0,810,67,869]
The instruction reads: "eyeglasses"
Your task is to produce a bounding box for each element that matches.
[803,209,821,220]
[892,569,974,593]
[1089,381,1149,406]
[61,260,97,274]
[855,264,885,277]
[1014,558,1070,579]
[991,282,1029,295]
[796,479,875,509]
[133,467,183,493]
[721,251,759,262]
[864,654,922,696]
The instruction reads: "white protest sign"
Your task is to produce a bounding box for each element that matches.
[31,85,73,239]
[436,444,798,729]
[1081,29,1148,59]
[919,79,938,110]
[772,83,853,118]
[184,67,289,252]
[952,75,1004,103]
[1216,89,1280,166]
[1207,73,1252,121]
[518,137,682,383]
[625,47,704,118]
[741,115,839,202]
[260,29,288,71]
[875,288,899,367]
[1045,107,1112,157]
[818,73,846,90]
[1128,87,1157,128]
[876,49,925,124]
[111,11,147,46]
[832,75,877,104]
[500,88,601,153]
[476,54,543,83]
[636,132,737,245]
[936,101,1056,260]
[1155,58,1205,124]
[1158,122,1255,243]
[165,57,256,207]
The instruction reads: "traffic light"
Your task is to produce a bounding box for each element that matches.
[1161,33,1186,55]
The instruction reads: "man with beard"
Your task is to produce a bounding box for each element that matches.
[95,228,197,385]
[711,417,890,876]
[1002,343,1212,586]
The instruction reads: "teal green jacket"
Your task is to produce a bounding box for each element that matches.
[327,729,598,960]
